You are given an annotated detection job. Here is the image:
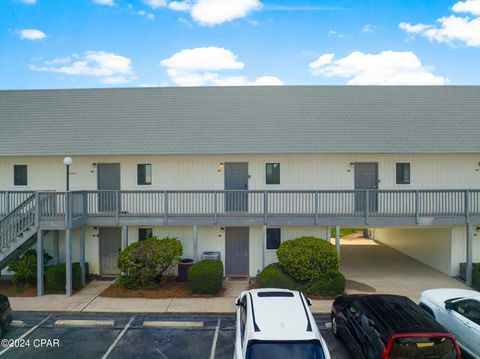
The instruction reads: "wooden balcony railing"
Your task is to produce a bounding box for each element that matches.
[1,189,479,226]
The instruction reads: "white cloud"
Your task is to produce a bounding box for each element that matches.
[160,46,283,86]
[17,29,47,40]
[309,50,447,85]
[133,10,155,20]
[168,1,191,11]
[362,24,377,33]
[160,46,244,71]
[142,0,167,8]
[93,0,115,5]
[19,0,36,4]
[400,0,480,47]
[452,0,480,15]
[167,0,262,26]
[29,50,135,84]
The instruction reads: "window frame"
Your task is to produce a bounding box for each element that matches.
[137,163,152,186]
[265,163,280,185]
[395,162,411,186]
[453,299,480,325]
[266,228,281,251]
[13,164,28,187]
[138,227,153,241]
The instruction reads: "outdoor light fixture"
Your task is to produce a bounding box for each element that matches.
[63,157,72,191]
[217,163,224,172]
[349,162,355,167]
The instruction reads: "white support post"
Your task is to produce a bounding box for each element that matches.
[121,225,128,250]
[53,231,60,265]
[80,226,86,287]
[36,230,44,296]
[65,227,72,297]
[262,225,267,269]
[192,225,198,262]
[466,224,473,287]
[335,225,341,258]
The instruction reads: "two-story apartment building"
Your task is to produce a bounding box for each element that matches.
[1,86,479,296]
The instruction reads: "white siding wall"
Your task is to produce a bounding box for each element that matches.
[1,154,479,191]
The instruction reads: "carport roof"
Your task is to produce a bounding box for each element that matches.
[1,86,479,156]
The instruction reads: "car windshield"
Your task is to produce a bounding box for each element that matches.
[246,340,325,359]
[389,336,458,359]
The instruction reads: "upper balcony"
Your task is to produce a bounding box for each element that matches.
[2,189,479,229]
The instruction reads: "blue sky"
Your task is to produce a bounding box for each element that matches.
[1,0,479,89]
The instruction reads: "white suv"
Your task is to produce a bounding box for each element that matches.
[234,288,331,359]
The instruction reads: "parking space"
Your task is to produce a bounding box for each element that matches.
[0,312,351,359]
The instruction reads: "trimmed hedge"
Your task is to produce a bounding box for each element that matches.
[257,263,345,296]
[277,236,339,281]
[9,249,52,288]
[45,262,81,292]
[473,264,480,290]
[297,272,346,297]
[118,236,182,289]
[258,263,297,290]
[188,260,223,295]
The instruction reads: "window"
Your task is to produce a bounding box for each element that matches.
[13,165,28,186]
[396,162,410,185]
[266,163,280,185]
[137,164,152,185]
[138,228,153,241]
[266,228,281,250]
[240,295,247,343]
[454,299,480,325]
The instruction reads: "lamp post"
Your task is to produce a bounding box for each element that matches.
[63,157,72,191]
[63,157,73,296]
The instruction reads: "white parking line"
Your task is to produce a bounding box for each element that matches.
[209,317,221,359]
[0,316,51,356]
[101,316,135,359]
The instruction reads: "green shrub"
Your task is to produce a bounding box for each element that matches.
[258,263,297,290]
[9,249,52,288]
[118,236,182,289]
[473,264,480,290]
[277,236,339,281]
[45,262,81,292]
[188,260,223,295]
[298,272,346,297]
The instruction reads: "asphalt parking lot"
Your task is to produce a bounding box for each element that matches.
[0,312,352,359]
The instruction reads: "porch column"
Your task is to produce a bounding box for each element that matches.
[335,225,341,258]
[65,228,72,296]
[325,226,331,241]
[466,224,473,287]
[52,231,60,264]
[192,225,198,262]
[36,230,44,296]
[80,226,86,287]
[262,225,267,269]
[121,225,128,250]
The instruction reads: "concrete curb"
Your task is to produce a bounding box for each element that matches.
[143,320,204,329]
[55,319,115,328]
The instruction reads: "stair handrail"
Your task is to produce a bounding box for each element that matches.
[0,194,36,249]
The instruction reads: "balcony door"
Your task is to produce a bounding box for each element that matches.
[354,162,378,213]
[224,163,248,212]
[97,163,120,213]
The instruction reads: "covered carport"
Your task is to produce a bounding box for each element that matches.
[332,231,470,301]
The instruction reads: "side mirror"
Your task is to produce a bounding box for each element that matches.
[306,298,312,306]
[235,298,241,306]
[445,301,455,311]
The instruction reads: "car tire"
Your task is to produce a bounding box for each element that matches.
[331,313,339,338]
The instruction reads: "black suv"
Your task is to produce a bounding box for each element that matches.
[331,294,461,359]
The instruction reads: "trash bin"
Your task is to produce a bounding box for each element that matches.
[178,258,194,282]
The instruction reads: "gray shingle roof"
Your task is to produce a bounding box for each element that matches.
[0,86,479,156]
